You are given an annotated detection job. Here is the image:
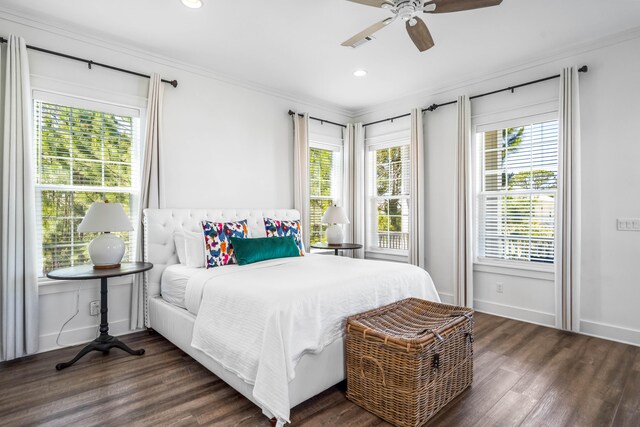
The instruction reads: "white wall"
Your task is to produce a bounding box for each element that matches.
[356,33,640,345]
[0,13,350,355]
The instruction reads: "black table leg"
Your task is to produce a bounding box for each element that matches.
[98,277,109,337]
[56,277,145,371]
[334,249,339,256]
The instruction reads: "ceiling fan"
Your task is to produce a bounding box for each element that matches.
[342,0,503,52]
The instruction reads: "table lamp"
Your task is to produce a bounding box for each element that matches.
[321,205,350,245]
[78,201,133,269]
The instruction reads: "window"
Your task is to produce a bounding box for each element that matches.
[34,93,140,276]
[309,145,342,244]
[476,119,558,264]
[367,142,410,253]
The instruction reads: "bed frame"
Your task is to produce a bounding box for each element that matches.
[143,208,346,423]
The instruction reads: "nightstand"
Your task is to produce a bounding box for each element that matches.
[310,242,363,256]
[47,262,153,370]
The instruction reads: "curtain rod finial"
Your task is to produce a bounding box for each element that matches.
[170,80,178,88]
[578,65,588,73]
[288,110,295,116]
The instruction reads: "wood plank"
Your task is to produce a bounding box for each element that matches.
[633,349,640,372]
[519,334,624,426]
[1,314,638,427]
[474,390,538,427]
[429,367,523,427]
[611,369,640,427]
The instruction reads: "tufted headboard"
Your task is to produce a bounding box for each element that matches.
[143,208,301,300]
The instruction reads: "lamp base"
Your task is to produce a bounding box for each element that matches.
[326,224,344,245]
[93,263,121,270]
[88,233,126,268]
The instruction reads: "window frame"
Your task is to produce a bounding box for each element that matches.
[308,136,343,246]
[473,110,559,271]
[32,90,143,280]
[365,130,411,257]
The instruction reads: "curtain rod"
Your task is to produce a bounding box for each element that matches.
[288,110,347,128]
[0,36,178,88]
[363,65,588,128]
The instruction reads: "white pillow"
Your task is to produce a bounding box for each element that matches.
[183,230,206,268]
[173,233,187,264]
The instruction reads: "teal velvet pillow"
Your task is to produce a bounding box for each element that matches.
[229,236,301,265]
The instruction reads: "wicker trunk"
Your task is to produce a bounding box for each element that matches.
[346,298,474,427]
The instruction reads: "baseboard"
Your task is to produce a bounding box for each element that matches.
[438,292,455,305]
[38,318,136,354]
[473,298,556,327]
[579,319,640,347]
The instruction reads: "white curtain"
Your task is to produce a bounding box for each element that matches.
[556,67,581,331]
[1,35,39,360]
[292,112,310,252]
[344,123,365,258]
[132,73,164,330]
[455,96,473,308]
[409,109,426,268]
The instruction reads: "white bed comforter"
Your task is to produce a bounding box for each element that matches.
[188,254,439,424]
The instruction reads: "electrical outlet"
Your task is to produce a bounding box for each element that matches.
[90,301,100,316]
[496,282,504,293]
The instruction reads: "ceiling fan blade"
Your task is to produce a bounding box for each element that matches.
[424,0,502,13]
[346,0,388,8]
[406,17,434,52]
[341,19,392,47]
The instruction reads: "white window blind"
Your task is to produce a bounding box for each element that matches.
[477,119,558,264]
[309,145,342,244]
[368,143,410,252]
[33,96,140,276]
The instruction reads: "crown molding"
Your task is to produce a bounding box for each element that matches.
[4,5,640,121]
[0,6,353,119]
[352,25,640,119]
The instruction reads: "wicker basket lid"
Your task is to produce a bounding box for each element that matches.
[347,298,473,351]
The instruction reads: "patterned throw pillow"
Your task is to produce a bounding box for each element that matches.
[201,219,248,268]
[263,217,304,256]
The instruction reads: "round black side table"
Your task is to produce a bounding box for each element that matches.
[47,262,153,370]
[310,242,363,256]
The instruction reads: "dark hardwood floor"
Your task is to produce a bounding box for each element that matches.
[1,312,639,426]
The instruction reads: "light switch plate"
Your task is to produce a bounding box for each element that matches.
[617,218,640,231]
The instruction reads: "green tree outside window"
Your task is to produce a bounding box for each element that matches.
[34,100,137,275]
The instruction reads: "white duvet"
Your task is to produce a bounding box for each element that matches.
[188,254,439,424]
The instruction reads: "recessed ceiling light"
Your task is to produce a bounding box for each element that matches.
[353,69,367,77]
[181,0,203,8]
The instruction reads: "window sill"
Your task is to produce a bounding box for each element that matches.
[366,247,408,257]
[473,260,555,281]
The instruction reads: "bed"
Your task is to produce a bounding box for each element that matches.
[144,208,439,426]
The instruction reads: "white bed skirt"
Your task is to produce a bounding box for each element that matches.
[148,296,346,418]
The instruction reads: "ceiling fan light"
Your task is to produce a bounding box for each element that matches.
[181,0,203,8]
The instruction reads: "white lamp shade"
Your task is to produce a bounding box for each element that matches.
[321,205,350,225]
[77,202,133,233]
